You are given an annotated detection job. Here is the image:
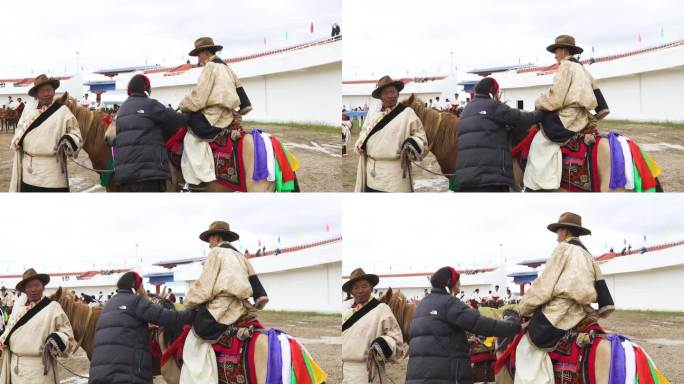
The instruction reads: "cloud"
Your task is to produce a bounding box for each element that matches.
[342,194,684,273]
[0,0,341,77]
[342,0,684,80]
[0,194,341,273]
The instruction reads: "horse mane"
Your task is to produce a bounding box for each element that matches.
[401,94,460,175]
[59,93,111,151]
[50,287,101,357]
[378,287,415,342]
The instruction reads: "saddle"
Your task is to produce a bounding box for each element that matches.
[512,125,600,192]
[495,317,606,384]
[164,125,248,192]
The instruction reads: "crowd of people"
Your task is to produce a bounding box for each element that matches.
[0,96,25,130]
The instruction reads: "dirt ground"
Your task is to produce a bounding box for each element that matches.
[0,124,340,193]
[58,311,341,384]
[342,121,684,192]
[381,311,684,383]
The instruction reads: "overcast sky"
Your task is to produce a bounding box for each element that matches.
[0,194,341,274]
[0,0,340,78]
[343,0,684,81]
[342,194,684,274]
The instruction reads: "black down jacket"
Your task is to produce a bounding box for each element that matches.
[453,95,543,190]
[89,289,195,384]
[113,93,185,185]
[405,288,521,384]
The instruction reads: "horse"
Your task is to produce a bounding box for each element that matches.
[400,94,664,192]
[49,287,102,361]
[102,111,299,192]
[378,287,668,384]
[147,289,325,384]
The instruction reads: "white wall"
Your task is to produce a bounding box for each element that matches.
[150,62,341,126]
[501,67,684,122]
[257,261,341,313]
[605,264,684,311]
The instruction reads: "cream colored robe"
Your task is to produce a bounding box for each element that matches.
[182,242,256,384]
[179,57,242,184]
[354,106,428,192]
[0,299,75,384]
[184,242,254,325]
[518,237,603,330]
[9,102,82,191]
[342,299,406,384]
[524,58,598,190]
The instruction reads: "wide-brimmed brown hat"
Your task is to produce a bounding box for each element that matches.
[371,75,405,99]
[16,268,50,292]
[546,35,584,55]
[28,74,60,98]
[547,212,591,236]
[199,220,240,243]
[342,268,379,293]
[189,37,224,57]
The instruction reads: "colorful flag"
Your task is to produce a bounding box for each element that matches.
[637,34,642,43]
[592,46,595,53]
[661,27,665,38]
[310,22,314,33]
[325,224,331,232]
[263,37,267,46]
[285,31,288,40]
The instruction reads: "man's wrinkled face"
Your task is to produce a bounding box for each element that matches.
[351,279,372,304]
[37,85,55,107]
[208,234,223,248]
[24,279,45,303]
[556,228,570,242]
[380,86,399,108]
[555,48,570,62]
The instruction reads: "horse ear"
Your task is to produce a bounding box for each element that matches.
[385,287,393,302]
[52,286,63,300]
[59,92,68,104]
[408,94,415,106]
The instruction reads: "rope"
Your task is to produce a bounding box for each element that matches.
[56,358,89,379]
[366,347,397,384]
[410,159,458,177]
[67,156,113,174]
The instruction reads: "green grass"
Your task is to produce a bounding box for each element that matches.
[261,309,341,318]
[243,120,338,134]
[599,119,684,129]
[613,309,684,317]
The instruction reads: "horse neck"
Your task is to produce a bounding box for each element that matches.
[409,101,459,175]
[67,102,112,170]
[57,295,98,351]
[386,294,415,342]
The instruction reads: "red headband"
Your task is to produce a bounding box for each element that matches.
[490,78,500,95]
[133,272,142,289]
[449,267,460,286]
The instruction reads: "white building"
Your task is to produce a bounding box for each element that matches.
[493,39,684,122]
[342,75,462,111]
[0,74,85,107]
[346,267,510,302]
[152,237,343,314]
[0,268,136,299]
[108,37,342,126]
[514,240,684,312]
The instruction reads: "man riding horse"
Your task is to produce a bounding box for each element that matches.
[514,212,615,383]
[178,36,253,188]
[180,221,268,383]
[523,35,611,191]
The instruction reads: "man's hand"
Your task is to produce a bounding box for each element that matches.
[520,320,531,333]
